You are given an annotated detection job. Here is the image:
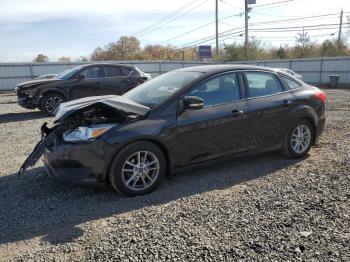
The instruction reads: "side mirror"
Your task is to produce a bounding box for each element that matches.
[77,74,85,81]
[183,96,204,111]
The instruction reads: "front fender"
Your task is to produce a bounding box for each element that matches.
[37,87,68,102]
[102,118,178,179]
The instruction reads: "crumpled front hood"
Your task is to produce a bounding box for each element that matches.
[55,95,150,121]
[17,79,63,90]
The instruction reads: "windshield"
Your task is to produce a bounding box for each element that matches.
[54,66,84,80]
[123,71,203,107]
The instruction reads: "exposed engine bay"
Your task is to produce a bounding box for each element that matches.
[18,95,150,176]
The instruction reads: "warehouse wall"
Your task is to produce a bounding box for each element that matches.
[0,56,349,90]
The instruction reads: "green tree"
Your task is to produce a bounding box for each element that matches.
[274,46,288,59]
[222,39,272,61]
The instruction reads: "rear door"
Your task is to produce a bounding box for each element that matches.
[70,66,105,99]
[177,71,249,165]
[243,70,295,149]
[103,66,136,95]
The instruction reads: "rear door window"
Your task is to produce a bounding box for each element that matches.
[245,71,283,98]
[105,66,123,77]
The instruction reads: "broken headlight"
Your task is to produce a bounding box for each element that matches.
[63,124,116,142]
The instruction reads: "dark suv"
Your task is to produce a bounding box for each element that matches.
[15,63,151,115]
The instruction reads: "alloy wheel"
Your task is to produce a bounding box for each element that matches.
[121,151,160,191]
[45,96,62,114]
[290,124,311,154]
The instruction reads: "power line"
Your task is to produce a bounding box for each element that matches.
[248,32,338,39]
[253,0,293,9]
[177,22,350,50]
[136,0,209,37]
[250,23,350,32]
[134,0,200,36]
[168,12,348,46]
[157,13,243,44]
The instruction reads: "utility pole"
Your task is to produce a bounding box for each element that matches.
[121,38,125,60]
[338,9,343,47]
[215,0,219,56]
[244,0,249,58]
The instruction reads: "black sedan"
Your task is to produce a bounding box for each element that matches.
[20,65,326,196]
[15,63,151,115]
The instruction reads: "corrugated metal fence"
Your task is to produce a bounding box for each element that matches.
[0,56,349,90]
[230,56,350,86]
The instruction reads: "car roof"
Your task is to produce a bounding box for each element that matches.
[277,68,292,71]
[174,64,275,74]
[82,63,135,69]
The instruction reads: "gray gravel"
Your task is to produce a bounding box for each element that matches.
[0,89,349,261]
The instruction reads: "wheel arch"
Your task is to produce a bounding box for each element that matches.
[105,137,174,183]
[287,105,318,145]
[39,88,68,103]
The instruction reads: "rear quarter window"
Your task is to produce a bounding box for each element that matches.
[279,74,302,90]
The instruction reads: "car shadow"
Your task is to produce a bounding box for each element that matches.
[0,101,17,104]
[0,111,47,124]
[0,152,303,246]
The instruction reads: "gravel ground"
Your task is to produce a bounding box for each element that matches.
[0,89,349,261]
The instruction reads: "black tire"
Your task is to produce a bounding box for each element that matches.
[109,141,166,196]
[40,93,65,116]
[283,119,314,158]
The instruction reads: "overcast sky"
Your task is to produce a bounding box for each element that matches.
[0,0,349,62]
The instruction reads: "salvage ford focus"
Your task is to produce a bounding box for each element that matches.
[19,65,326,196]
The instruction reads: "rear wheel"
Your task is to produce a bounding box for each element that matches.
[40,93,65,116]
[283,119,314,158]
[109,142,166,196]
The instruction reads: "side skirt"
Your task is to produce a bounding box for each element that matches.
[173,145,282,175]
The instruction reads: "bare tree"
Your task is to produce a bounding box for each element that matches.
[58,56,71,62]
[33,54,49,62]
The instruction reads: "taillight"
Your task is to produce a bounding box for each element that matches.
[314,91,326,104]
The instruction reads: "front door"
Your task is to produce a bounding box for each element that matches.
[177,72,249,166]
[70,66,105,99]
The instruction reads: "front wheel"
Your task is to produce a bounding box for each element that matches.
[109,142,166,196]
[40,93,65,116]
[283,119,314,158]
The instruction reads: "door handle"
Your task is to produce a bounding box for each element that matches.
[232,110,244,117]
[282,99,292,106]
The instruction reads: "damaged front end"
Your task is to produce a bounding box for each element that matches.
[18,95,150,177]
